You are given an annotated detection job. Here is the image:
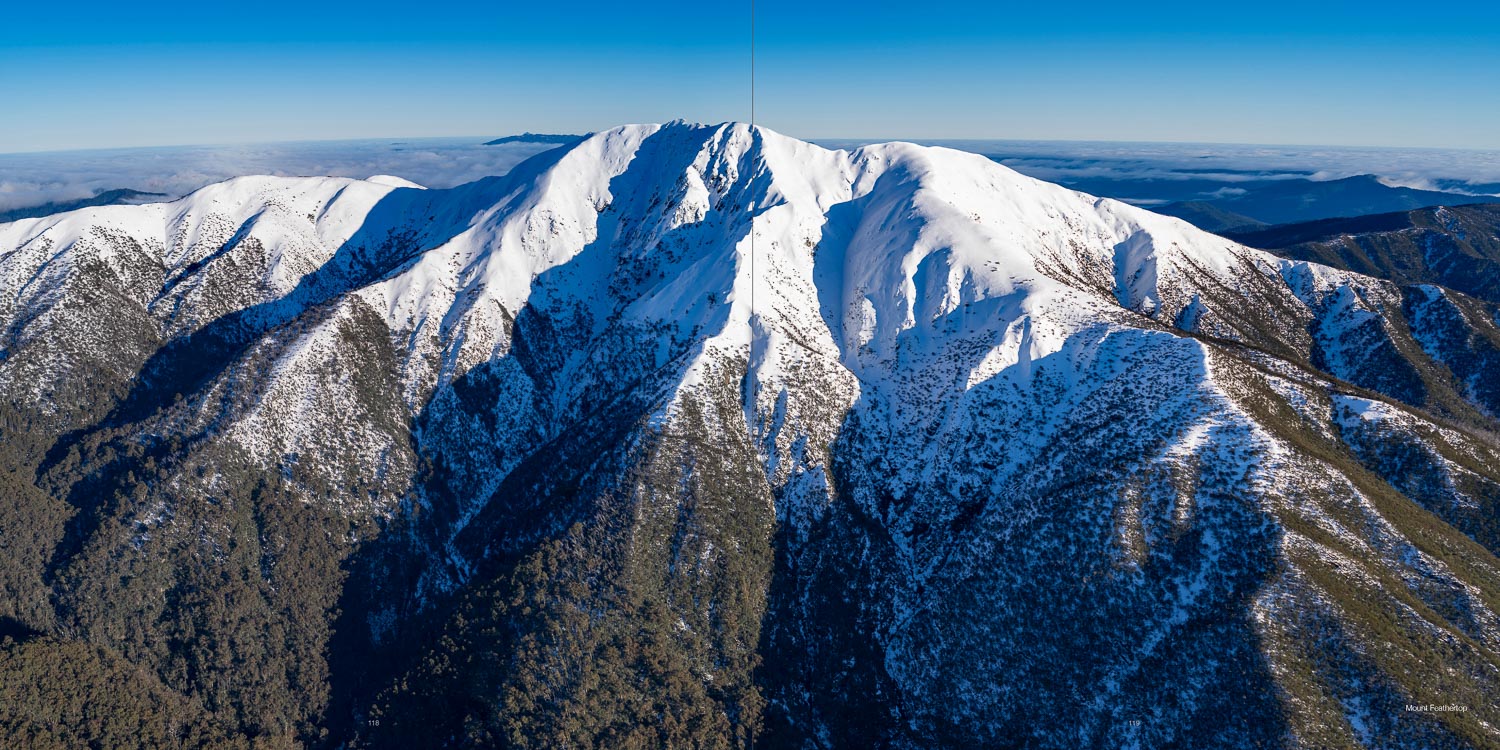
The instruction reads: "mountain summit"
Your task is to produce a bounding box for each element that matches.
[2,122,1499,748]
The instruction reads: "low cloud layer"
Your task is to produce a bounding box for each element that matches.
[4,135,1500,216]
[0,138,560,213]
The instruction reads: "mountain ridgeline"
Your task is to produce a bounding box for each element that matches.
[0,188,169,224]
[2,122,1500,749]
[1226,203,1500,305]
[1151,174,1495,232]
[482,132,589,146]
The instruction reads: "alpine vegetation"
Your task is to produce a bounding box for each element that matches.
[1,122,1499,749]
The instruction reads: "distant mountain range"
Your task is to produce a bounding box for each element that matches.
[482,132,587,146]
[1030,167,1496,233]
[1228,203,1500,303]
[1154,174,1495,231]
[1149,200,1268,232]
[0,188,166,223]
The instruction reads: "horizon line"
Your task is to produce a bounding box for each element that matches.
[6,124,1500,158]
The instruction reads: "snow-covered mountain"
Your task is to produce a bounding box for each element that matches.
[2,122,1499,749]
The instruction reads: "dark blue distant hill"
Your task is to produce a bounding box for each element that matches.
[1149,201,1267,233]
[0,188,167,223]
[1155,174,1492,229]
[483,133,588,146]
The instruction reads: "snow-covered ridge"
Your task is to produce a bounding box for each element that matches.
[338,122,1301,394]
[0,121,1424,453]
[0,121,1329,352]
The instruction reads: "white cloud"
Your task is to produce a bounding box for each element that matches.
[4,135,1500,216]
[0,137,561,213]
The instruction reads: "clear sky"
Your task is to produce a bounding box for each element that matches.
[3,1,1499,152]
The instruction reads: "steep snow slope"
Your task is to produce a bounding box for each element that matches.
[3,122,1500,749]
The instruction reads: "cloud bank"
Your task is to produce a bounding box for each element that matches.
[4,134,1500,216]
[0,138,560,213]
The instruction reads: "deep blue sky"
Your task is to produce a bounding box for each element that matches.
[3,1,1499,152]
